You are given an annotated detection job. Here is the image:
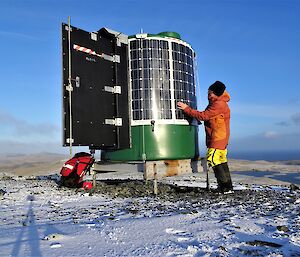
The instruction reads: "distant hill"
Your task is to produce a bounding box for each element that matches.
[0,152,299,178]
[0,152,68,176]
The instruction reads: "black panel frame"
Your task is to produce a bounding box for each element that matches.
[62,24,130,150]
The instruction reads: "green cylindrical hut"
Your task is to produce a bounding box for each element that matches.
[103,32,199,161]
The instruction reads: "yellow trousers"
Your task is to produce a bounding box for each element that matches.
[206,148,228,167]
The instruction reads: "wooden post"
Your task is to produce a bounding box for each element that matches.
[90,166,96,188]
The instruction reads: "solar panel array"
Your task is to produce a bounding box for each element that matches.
[129,38,196,121]
[172,42,196,119]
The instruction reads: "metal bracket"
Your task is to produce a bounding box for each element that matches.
[105,118,122,126]
[90,32,97,41]
[102,28,128,46]
[75,76,80,87]
[66,76,80,90]
[136,33,148,39]
[114,55,120,63]
[102,53,120,63]
[66,85,73,92]
[66,138,74,144]
[104,85,121,94]
[115,36,128,47]
[65,25,72,32]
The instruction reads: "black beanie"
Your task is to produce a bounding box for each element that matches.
[208,81,226,96]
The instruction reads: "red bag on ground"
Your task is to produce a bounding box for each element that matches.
[60,152,95,188]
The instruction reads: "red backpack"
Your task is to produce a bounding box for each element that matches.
[60,152,95,179]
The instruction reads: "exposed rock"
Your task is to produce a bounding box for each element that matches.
[290,184,300,191]
[247,240,282,248]
[277,225,290,233]
[0,189,6,200]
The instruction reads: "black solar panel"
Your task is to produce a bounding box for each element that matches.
[130,38,171,120]
[130,38,196,121]
[172,42,196,119]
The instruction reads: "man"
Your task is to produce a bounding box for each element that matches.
[177,81,233,193]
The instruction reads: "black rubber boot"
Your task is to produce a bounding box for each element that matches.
[221,162,233,191]
[212,164,228,193]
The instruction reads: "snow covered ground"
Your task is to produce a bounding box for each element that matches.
[0,171,300,257]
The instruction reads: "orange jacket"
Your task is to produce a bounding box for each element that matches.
[183,91,231,150]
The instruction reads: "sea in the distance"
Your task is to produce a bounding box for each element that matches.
[229,150,300,161]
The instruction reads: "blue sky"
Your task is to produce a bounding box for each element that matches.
[0,0,299,156]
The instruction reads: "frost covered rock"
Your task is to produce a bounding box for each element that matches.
[0,189,6,200]
[43,233,65,241]
[277,225,290,233]
[290,183,300,192]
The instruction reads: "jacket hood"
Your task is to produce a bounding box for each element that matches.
[209,90,230,103]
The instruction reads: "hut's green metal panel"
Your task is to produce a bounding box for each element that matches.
[128,31,181,40]
[103,124,198,161]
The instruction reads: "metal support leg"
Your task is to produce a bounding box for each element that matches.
[153,163,158,195]
[143,161,148,185]
[201,157,209,191]
[90,168,96,188]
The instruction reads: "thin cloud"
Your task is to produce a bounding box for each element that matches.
[276,112,300,127]
[0,110,59,137]
[230,102,292,119]
[291,113,300,125]
[230,132,300,152]
[263,131,279,139]
[276,121,290,126]
[288,97,300,105]
[0,30,41,41]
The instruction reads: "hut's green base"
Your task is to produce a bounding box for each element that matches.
[102,124,199,161]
